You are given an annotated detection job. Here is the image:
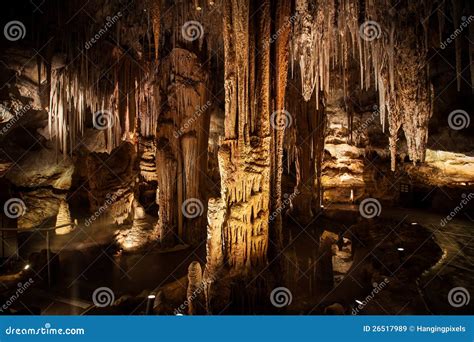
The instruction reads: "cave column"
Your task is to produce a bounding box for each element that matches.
[155,49,211,246]
[217,0,272,274]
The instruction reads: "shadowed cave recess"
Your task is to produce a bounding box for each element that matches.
[0,0,473,315]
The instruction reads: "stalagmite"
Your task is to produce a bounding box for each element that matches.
[203,199,225,274]
[117,218,153,251]
[202,3,274,309]
[155,139,178,245]
[87,143,138,228]
[55,199,73,235]
[202,198,228,313]
[139,137,157,182]
[186,261,206,315]
[316,234,334,294]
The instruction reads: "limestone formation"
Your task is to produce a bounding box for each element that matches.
[55,200,74,235]
[216,0,273,274]
[0,0,472,316]
[186,261,206,315]
[154,48,211,245]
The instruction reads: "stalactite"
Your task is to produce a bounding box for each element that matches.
[223,0,237,139]
[313,95,326,209]
[292,0,336,102]
[48,48,141,155]
[438,5,445,46]
[451,0,462,92]
[356,0,435,170]
[149,0,161,62]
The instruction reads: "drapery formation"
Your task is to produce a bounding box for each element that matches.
[289,0,467,171]
[30,0,472,259]
[217,0,272,273]
[154,48,211,245]
[38,0,214,247]
[41,0,472,173]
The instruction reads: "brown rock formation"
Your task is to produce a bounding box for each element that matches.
[154,48,211,246]
[186,261,206,315]
[55,199,73,235]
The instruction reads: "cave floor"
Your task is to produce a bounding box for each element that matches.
[311,205,472,314]
[6,206,474,315]
[13,223,206,314]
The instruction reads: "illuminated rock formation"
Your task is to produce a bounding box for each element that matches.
[186,261,206,315]
[216,0,273,275]
[203,0,295,311]
[55,199,73,235]
[0,0,473,315]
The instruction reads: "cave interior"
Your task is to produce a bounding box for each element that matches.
[0,0,473,315]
